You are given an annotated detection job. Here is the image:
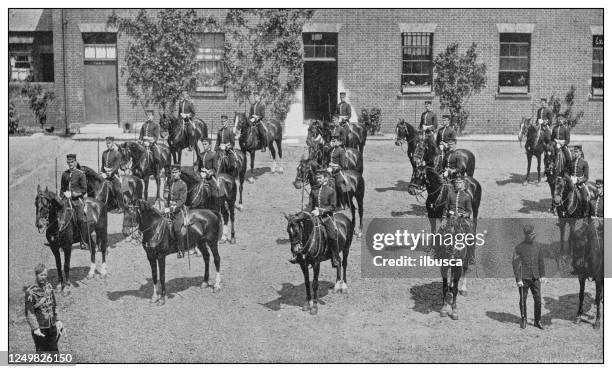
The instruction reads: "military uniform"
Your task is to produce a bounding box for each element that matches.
[167,173,188,256]
[445,151,467,179]
[25,281,60,352]
[420,109,438,132]
[445,187,473,218]
[512,231,546,329]
[307,176,341,266]
[570,155,590,213]
[60,165,88,243]
[536,106,553,125]
[100,143,123,209]
[140,118,162,167]
[336,101,352,122]
[250,100,267,150]
[551,123,571,171]
[436,124,457,168]
[179,99,197,150]
[589,191,603,218]
[215,126,237,173]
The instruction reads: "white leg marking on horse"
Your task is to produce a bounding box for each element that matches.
[213,272,221,293]
[87,263,96,279]
[341,281,348,293]
[100,262,108,277]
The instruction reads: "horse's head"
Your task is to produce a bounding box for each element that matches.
[408,164,428,195]
[233,112,248,133]
[121,198,144,237]
[518,118,531,141]
[118,142,134,171]
[284,211,312,259]
[245,122,260,148]
[306,121,325,148]
[293,155,316,189]
[395,119,409,145]
[553,175,571,206]
[35,185,52,232]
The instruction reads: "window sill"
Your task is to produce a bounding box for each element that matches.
[9,81,55,86]
[494,93,531,100]
[588,94,603,102]
[397,92,435,100]
[192,91,227,99]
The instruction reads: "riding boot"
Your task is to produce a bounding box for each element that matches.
[519,288,527,329]
[467,244,475,265]
[258,124,267,152]
[80,222,90,250]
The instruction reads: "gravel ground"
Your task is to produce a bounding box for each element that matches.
[8,135,603,363]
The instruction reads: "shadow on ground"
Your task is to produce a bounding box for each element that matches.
[409,281,443,315]
[375,180,411,193]
[518,198,552,214]
[106,276,205,301]
[48,266,91,288]
[261,281,333,311]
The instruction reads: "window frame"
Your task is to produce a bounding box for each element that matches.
[303,32,337,61]
[401,32,434,94]
[9,31,54,83]
[195,32,225,93]
[592,34,603,97]
[498,33,531,94]
[82,33,117,62]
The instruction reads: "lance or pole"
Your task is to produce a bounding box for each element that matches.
[97,136,100,172]
[55,157,58,192]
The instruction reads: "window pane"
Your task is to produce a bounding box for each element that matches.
[95,46,106,59]
[500,43,509,56]
[106,46,116,59]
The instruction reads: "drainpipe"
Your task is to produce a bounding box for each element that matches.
[61,9,69,134]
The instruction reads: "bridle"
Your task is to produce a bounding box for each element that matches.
[35,194,72,234]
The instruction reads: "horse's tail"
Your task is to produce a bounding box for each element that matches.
[213,210,223,241]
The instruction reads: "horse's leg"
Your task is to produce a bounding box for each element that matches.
[524,153,532,184]
[441,268,449,317]
[87,227,97,279]
[536,153,542,183]
[98,226,108,278]
[341,240,349,293]
[559,220,566,256]
[200,240,211,289]
[269,142,277,173]
[460,266,468,296]
[220,204,229,244]
[594,279,603,329]
[237,177,244,210]
[299,261,311,312]
[148,255,159,303]
[575,275,586,323]
[348,195,357,234]
[248,151,256,183]
[51,246,63,290]
[229,200,236,244]
[209,238,221,293]
[276,138,284,173]
[450,268,460,320]
[143,177,150,202]
[154,174,161,202]
[157,255,166,305]
[356,186,365,237]
[310,262,320,315]
[62,244,72,294]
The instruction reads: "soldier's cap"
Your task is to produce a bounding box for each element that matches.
[424,100,432,105]
[339,92,346,96]
[66,153,77,161]
[34,263,46,275]
[596,179,603,186]
[220,114,228,119]
[315,168,330,175]
[171,164,181,172]
[105,136,115,141]
[523,224,537,239]
[453,177,466,184]
[144,108,155,114]
[540,97,547,102]
[442,114,451,119]
[201,136,211,143]
[573,145,583,151]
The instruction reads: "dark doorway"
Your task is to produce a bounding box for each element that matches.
[83,33,118,124]
[303,32,338,121]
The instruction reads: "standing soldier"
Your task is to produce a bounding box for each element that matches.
[444,177,474,263]
[512,224,546,330]
[100,136,123,211]
[336,92,352,124]
[165,165,188,258]
[419,100,438,149]
[569,145,590,214]
[551,114,571,172]
[61,154,88,250]
[436,114,457,170]
[216,114,237,172]
[178,91,197,152]
[25,264,64,352]
[140,109,162,168]
[249,91,267,152]
[536,98,553,127]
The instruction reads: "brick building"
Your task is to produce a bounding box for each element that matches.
[8,9,604,134]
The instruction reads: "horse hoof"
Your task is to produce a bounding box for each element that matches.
[157,296,166,306]
[278,167,284,174]
[150,296,159,303]
[341,283,349,294]
[62,285,71,296]
[87,272,95,280]
[440,309,448,317]
[302,302,310,312]
[235,204,243,211]
[593,320,601,330]
[310,306,318,315]
[248,177,255,184]
[333,283,342,293]
[574,315,582,324]
[213,285,221,293]
[459,290,468,297]
[451,312,459,320]
[219,238,227,244]
[522,181,528,186]
[229,238,236,244]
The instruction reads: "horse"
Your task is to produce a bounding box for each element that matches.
[233,112,284,183]
[339,119,367,155]
[552,175,596,256]
[544,144,567,212]
[412,132,476,178]
[518,118,552,184]
[408,165,481,234]
[293,158,365,237]
[160,113,208,165]
[434,217,471,320]
[118,141,171,203]
[570,217,604,329]
[307,122,363,173]
[35,185,109,293]
[80,165,124,212]
[121,199,223,304]
[284,210,353,315]
[179,170,237,244]
[213,148,247,210]
[394,119,419,173]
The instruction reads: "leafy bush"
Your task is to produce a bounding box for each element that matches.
[20,83,55,127]
[548,85,584,129]
[369,107,382,135]
[9,101,20,134]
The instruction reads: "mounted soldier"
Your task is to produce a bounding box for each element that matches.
[178,90,197,152]
[215,114,237,173]
[249,91,267,152]
[589,179,603,219]
[436,114,457,170]
[336,92,352,124]
[100,136,123,211]
[551,114,571,173]
[419,100,438,149]
[139,109,162,169]
[196,137,217,181]
[569,145,590,214]
[444,177,474,263]
[536,98,553,128]
[61,153,89,250]
[328,126,347,174]
[164,165,189,258]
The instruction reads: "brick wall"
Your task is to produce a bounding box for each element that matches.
[49,9,603,135]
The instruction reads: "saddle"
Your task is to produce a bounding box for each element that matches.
[333,170,355,193]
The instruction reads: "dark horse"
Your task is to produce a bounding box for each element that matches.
[285,210,353,315]
[518,118,552,184]
[570,217,604,330]
[339,119,368,155]
[233,112,283,183]
[213,148,247,210]
[160,113,208,165]
[552,175,596,256]
[435,217,472,320]
[179,170,237,244]
[35,185,109,293]
[408,165,481,234]
[122,199,223,304]
[394,119,419,173]
[118,141,171,203]
[293,158,365,237]
[412,133,476,178]
[81,165,124,212]
[306,121,363,174]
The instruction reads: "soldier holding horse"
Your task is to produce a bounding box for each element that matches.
[99,136,123,211]
[518,115,552,184]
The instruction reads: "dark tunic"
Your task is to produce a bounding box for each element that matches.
[307,184,337,215]
[25,282,59,330]
[216,127,235,149]
[551,124,571,143]
[60,168,87,198]
[512,241,546,281]
[140,120,160,142]
[249,101,266,121]
[167,179,187,212]
[536,107,553,124]
[178,100,196,119]
[589,194,603,218]
[570,158,589,182]
[436,126,457,146]
[198,150,217,172]
[101,147,121,177]
[336,101,352,119]
[419,110,438,131]
[445,188,473,216]
[329,146,347,168]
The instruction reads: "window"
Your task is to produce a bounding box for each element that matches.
[499,33,531,94]
[303,33,337,60]
[592,34,603,96]
[401,32,433,93]
[83,33,117,61]
[195,33,225,93]
[9,32,54,82]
